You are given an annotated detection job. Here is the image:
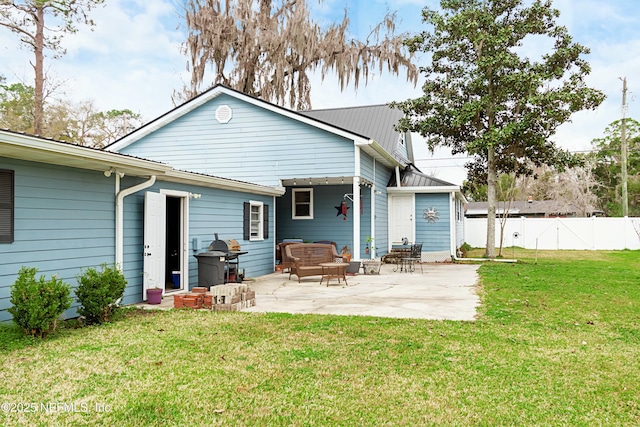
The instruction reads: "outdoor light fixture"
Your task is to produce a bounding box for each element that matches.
[189,193,202,199]
[103,168,115,177]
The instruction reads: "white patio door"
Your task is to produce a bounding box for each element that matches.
[143,191,166,299]
[389,194,414,245]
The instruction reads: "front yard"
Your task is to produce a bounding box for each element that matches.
[1,250,639,426]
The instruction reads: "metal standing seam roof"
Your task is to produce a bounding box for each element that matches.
[388,163,456,187]
[299,104,410,165]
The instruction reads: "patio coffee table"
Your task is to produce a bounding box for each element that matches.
[320,262,348,286]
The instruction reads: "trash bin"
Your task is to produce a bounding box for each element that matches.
[171,271,181,288]
[194,251,226,289]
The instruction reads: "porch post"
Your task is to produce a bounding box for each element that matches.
[353,146,361,259]
[370,185,375,259]
[352,177,361,259]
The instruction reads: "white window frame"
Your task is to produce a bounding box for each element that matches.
[292,188,313,220]
[249,200,264,241]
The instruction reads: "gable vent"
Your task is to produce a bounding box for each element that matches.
[215,105,233,124]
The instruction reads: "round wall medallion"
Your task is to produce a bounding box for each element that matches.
[423,207,440,223]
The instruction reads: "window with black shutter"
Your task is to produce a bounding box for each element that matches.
[0,169,14,243]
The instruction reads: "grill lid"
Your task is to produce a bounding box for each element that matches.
[208,233,241,252]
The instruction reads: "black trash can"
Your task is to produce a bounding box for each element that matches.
[194,251,226,289]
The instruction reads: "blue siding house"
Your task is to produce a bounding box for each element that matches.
[0,129,283,321]
[108,85,466,263]
[1,84,467,322]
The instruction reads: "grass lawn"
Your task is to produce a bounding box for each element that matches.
[1,250,639,426]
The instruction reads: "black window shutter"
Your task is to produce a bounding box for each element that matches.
[263,204,269,239]
[243,202,250,240]
[0,170,14,243]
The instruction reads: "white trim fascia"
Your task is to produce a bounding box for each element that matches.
[1,130,173,175]
[107,86,371,152]
[356,139,402,168]
[158,170,285,196]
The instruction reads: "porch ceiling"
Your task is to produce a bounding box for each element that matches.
[281,176,374,187]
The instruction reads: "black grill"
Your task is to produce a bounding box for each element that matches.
[206,233,247,282]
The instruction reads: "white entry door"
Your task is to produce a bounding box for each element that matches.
[389,194,414,245]
[143,191,166,299]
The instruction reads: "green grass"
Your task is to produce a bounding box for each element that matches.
[1,250,639,426]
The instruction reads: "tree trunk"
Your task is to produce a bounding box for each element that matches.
[33,5,45,135]
[485,145,497,258]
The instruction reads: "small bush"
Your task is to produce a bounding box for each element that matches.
[8,267,72,338]
[458,242,473,257]
[76,264,127,325]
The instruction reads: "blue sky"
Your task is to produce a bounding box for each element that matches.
[1,0,639,184]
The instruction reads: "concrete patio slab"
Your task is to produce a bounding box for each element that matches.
[243,263,480,320]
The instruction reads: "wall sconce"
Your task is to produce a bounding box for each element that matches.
[189,193,202,199]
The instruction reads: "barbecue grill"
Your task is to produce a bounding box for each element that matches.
[207,233,248,282]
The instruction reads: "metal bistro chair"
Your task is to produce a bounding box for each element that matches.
[402,243,423,274]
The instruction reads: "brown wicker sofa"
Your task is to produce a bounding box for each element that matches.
[285,243,340,282]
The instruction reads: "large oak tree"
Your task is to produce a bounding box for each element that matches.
[393,0,604,258]
[180,0,418,109]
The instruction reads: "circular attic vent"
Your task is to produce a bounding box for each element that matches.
[215,105,233,124]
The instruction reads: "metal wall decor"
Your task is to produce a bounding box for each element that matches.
[423,207,440,223]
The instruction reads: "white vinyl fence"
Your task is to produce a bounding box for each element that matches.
[465,217,640,250]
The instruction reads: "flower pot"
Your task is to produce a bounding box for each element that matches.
[362,260,381,275]
[147,288,163,304]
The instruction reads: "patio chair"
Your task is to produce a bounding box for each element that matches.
[402,243,423,273]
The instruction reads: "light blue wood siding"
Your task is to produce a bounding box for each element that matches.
[276,185,354,251]
[374,161,392,257]
[122,181,277,303]
[119,94,356,186]
[415,193,451,252]
[359,152,392,258]
[0,158,116,322]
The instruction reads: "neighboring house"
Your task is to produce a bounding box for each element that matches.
[0,129,283,322]
[465,200,605,218]
[108,84,466,263]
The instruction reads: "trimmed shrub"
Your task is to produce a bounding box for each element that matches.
[8,267,72,338]
[76,264,127,325]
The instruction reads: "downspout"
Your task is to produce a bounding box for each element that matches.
[395,166,401,188]
[115,175,157,269]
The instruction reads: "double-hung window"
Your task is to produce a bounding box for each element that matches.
[244,201,268,241]
[292,188,313,219]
